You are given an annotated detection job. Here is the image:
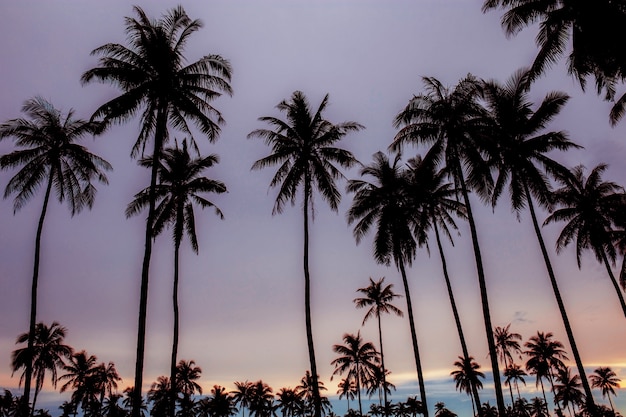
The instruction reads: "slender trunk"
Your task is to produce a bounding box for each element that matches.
[133,106,167,417]
[502,357,514,407]
[31,386,40,417]
[456,168,505,416]
[396,260,428,417]
[608,393,614,412]
[356,362,362,416]
[433,222,482,416]
[23,174,53,415]
[376,315,388,415]
[539,379,548,416]
[600,251,626,318]
[523,182,597,415]
[547,370,562,415]
[170,239,181,417]
[303,179,321,417]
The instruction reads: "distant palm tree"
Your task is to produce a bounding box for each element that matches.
[248,381,274,417]
[197,385,238,417]
[82,8,232,415]
[354,276,402,414]
[59,350,100,415]
[0,97,110,411]
[481,0,626,120]
[544,164,626,319]
[554,367,585,416]
[11,322,73,416]
[524,331,568,413]
[295,370,330,416]
[102,394,126,417]
[365,366,395,408]
[275,388,303,417]
[147,376,171,417]
[493,324,522,405]
[127,139,226,415]
[392,75,505,416]
[231,381,255,417]
[250,90,362,417]
[331,332,380,416]
[346,151,429,416]
[405,396,424,417]
[589,367,621,412]
[450,356,484,416]
[504,363,527,403]
[93,362,122,410]
[434,402,457,417]
[336,378,357,412]
[528,397,548,417]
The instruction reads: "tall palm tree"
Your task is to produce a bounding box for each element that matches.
[391,75,505,415]
[504,363,527,403]
[450,356,484,416]
[481,0,626,121]
[404,151,482,414]
[126,139,226,416]
[0,97,110,411]
[544,164,626,319]
[249,90,362,417]
[81,8,232,415]
[331,332,380,416]
[346,151,429,416]
[493,324,522,405]
[11,322,73,416]
[589,367,621,412]
[354,276,402,414]
[480,68,600,412]
[524,331,568,413]
[336,379,357,413]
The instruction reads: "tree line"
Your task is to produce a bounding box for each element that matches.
[2,2,626,417]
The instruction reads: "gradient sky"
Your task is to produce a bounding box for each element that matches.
[1,0,625,414]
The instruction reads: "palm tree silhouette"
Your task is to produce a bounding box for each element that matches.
[231,381,255,417]
[544,164,626,319]
[391,75,506,415]
[11,322,73,416]
[480,68,600,412]
[405,151,483,414]
[331,332,380,416]
[493,324,522,405]
[482,0,626,123]
[336,378,357,413]
[589,367,621,412]
[249,90,362,417]
[147,376,171,417]
[503,363,527,403]
[248,381,274,417]
[0,97,110,411]
[554,367,585,416]
[197,386,238,417]
[275,387,303,417]
[126,139,226,415]
[354,276,402,414]
[524,331,568,414]
[346,151,429,416]
[450,356,484,416]
[295,370,331,417]
[81,8,232,415]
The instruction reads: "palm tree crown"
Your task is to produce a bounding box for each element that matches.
[589,367,621,412]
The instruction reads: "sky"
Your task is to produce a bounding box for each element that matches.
[1,0,626,415]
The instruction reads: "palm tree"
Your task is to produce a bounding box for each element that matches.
[275,388,303,417]
[481,0,626,121]
[480,68,600,412]
[249,90,362,417]
[346,151,429,416]
[433,402,456,417]
[524,331,568,413]
[493,324,523,405]
[11,322,73,416]
[147,377,171,417]
[0,97,110,411]
[589,367,621,412]
[404,151,482,414]
[450,356,484,416]
[197,386,238,417]
[231,381,255,417]
[544,164,626,319]
[102,394,126,417]
[81,8,232,415]
[331,332,380,416]
[93,362,122,409]
[295,370,330,416]
[58,351,100,416]
[504,363,527,403]
[248,381,274,417]
[391,75,505,415]
[354,276,402,414]
[126,139,226,416]
[336,378,357,412]
[528,397,548,417]
[554,367,585,417]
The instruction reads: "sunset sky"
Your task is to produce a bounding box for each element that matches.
[1,0,625,414]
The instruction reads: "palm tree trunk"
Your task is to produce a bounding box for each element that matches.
[456,168,506,416]
[133,105,167,417]
[600,251,626,318]
[302,179,321,417]
[502,357,514,407]
[376,315,389,415]
[31,386,41,417]
[23,174,54,415]
[433,222,482,416]
[523,182,597,414]
[356,362,363,416]
[170,239,181,417]
[396,260,428,417]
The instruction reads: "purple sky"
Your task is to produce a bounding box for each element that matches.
[1,0,625,412]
